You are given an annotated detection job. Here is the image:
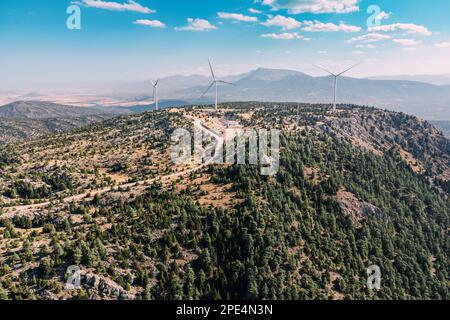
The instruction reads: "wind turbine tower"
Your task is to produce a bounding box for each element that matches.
[152,80,159,111]
[316,63,360,111]
[201,59,234,111]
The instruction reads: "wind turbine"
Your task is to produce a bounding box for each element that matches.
[152,79,159,110]
[201,59,234,111]
[315,63,360,111]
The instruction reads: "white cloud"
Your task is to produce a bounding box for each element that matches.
[133,19,166,28]
[302,21,361,32]
[376,11,391,21]
[347,33,391,43]
[74,0,154,13]
[368,23,432,36]
[261,32,303,40]
[262,15,301,30]
[403,47,417,52]
[352,50,364,55]
[218,12,258,22]
[175,18,217,31]
[434,42,450,49]
[356,44,375,49]
[249,8,263,14]
[318,50,327,54]
[392,38,422,46]
[259,0,359,14]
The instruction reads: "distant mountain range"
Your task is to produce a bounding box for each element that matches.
[162,68,450,120]
[2,69,450,120]
[369,74,450,86]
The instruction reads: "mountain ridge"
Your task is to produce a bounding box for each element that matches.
[369,74,450,86]
[160,68,450,120]
[0,102,447,300]
[3,68,450,120]
[0,100,119,119]
[0,101,126,144]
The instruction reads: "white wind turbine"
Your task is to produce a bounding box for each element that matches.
[201,59,234,111]
[152,79,159,110]
[316,63,360,111]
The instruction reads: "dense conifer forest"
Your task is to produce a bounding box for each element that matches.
[0,103,448,300]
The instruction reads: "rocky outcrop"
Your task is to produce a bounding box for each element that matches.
[336,191,389,222]
[321,108,450,182]
[81,272,135,300]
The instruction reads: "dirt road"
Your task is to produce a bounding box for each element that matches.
[1,116,220,218]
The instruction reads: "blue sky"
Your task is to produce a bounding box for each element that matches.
[1,0,450,88]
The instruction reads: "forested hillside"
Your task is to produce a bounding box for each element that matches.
[0,103,448,300]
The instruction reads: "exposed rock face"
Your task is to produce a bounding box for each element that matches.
[321,108,450,182]
[39,290,58,300]
[336,191,388,222]
[81,272,135,300]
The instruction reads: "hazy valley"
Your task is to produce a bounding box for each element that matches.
[5,68,450,121]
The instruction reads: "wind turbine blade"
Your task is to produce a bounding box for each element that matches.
[155,79,159,86]
[208,59,216,80]
[315,65,337,77]
[337,62,361,77]
[217,80,234,86]
[200,81,215,98]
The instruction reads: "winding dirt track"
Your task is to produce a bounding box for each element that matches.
[1,164,206,218]
[1,116,222,218]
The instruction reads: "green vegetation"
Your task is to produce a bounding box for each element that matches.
[0,103,448,300]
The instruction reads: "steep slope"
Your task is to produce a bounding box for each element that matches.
[431,121,450,139]
[319,108,450,181]
[0,103,448,300]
